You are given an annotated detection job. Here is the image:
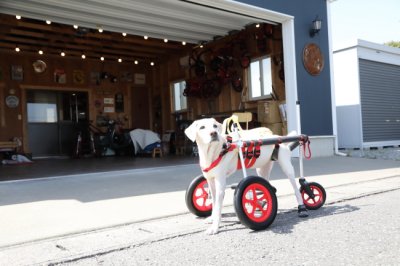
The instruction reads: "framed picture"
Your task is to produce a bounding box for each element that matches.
[73,70,85,84]
[11,65,23,81]
[121,71,133,82]
[90,72,100,85]
[54,69,66,84]
[104,97,114,104]
[134,73,146,85]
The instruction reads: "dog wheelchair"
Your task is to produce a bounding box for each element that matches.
[185,117,326,231]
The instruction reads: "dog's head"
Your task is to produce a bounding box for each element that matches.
[185,118,222,145]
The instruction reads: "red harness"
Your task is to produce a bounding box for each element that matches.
[201,135,312,173]
[202,139,262,173]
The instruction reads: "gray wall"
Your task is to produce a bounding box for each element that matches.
[239,0,333,136]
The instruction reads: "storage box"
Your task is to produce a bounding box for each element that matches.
[257,101,281,123]
[261,122,283,135]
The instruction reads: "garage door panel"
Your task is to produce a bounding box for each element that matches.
[359,59,400,142]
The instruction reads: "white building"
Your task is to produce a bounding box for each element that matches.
[333,40,400,149]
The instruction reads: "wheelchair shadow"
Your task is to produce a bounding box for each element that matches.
[269,203,360,235]
[218,203,360,234]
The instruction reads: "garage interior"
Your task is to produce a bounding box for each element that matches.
[0,0,287,158]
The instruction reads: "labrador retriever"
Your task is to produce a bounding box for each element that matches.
[185,117,307,234]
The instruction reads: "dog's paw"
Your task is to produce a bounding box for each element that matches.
[204,216,213,224]
[205,225,219,235]
[298,204,309,218]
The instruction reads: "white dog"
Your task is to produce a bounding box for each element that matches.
[185,117,307,234]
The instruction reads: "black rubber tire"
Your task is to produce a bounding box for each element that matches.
[300,182,326,210]
[185,175,212,217]
[234,176,278,231]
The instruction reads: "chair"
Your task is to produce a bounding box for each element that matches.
[233,112,252,130]
[222,112,252,135]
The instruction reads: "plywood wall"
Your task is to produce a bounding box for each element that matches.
[0,51,153,151]
[154,24,285,128]
[0,24,284,152]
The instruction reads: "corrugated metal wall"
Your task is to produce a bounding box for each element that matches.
[359,59,400,142]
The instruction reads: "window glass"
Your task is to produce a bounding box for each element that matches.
[249,57,273,100]
[172,80,187,112]
[262,58,273,96]
[250,61,261,98]
[27,103,58,122]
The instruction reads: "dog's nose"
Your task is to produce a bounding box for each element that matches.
[210,131,217,138]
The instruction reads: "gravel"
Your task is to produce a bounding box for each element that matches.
[342,147,400,161]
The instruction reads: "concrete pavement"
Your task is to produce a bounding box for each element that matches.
[0,156,399,265]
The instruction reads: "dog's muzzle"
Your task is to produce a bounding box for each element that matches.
[210,131,219,142]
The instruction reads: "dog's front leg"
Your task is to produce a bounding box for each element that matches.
[206,175,226,235]
[204,178,216,224]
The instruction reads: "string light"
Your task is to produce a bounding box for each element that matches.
[81,54,86,59]
[164,39,168,43]
[61,51,65,56]
[150,62,155,66]
[98,28,103,33]
[122,32,127,37]
[38,50,43,55]
[15,47,20,52]
[256,23,260,28]
[144,36,148,40]
[73,25,78,29]
[100,56,104,61]
[16,15,21,20]
[134,60,139,65]
[46,20,51,25]
[118,58,122,63]
[182,41,186,45]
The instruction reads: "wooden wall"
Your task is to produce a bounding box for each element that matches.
[154,24,285,127]
[0,23,284,153]
[0,51,153,152]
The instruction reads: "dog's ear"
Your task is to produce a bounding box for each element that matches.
[184,121,198,142]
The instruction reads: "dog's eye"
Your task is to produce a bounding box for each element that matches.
[213,124,218,129]
[199,126,205,130]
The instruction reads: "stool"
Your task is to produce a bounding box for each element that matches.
[152,147,162,158]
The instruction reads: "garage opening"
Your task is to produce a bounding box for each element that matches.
[0,0,293,158]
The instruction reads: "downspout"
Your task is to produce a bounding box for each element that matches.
[327,0,347,156]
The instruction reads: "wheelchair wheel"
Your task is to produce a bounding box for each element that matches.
[234,176,278,231]
[185,175,212,217]
[300,182,326,210]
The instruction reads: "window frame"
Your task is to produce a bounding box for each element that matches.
[171,79,187,113]
[248,55,273,101]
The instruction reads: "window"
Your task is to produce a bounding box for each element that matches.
[172,80,187,112]
[248,56,273,100]
[27,103,58,123]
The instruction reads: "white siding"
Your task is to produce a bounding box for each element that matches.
[336,105,363,148]
[334,40,400,148]
[333,48,360,106]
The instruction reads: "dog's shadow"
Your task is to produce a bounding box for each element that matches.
[217,203,360,234]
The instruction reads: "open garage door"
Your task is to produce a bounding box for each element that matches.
[0,0,299,155]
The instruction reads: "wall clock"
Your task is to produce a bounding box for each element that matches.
[303,43,324,76]
[33,60,47,73]
[5,95,19,108]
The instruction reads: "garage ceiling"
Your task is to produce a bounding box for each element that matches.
[0,0,273,63]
